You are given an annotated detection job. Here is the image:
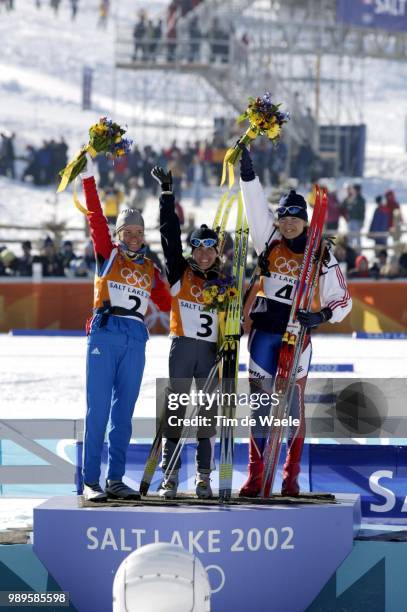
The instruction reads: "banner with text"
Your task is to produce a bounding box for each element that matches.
[336,0,407,32]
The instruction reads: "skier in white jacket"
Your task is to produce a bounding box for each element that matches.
[238,145,352,496]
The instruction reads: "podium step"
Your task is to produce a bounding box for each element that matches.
[79,491,337,508]
[34,494,360,612]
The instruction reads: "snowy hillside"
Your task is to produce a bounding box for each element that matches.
[1,1,407,154]
[0,0,210,154]
[0,0,407,254]
[0,0,116,151]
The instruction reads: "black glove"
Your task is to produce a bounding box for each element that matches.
[151,166,173,193]
[296,307,332,329]
[238,142,255,182]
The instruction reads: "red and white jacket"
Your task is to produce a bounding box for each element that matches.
[240,177,352,331]
[82,176,171,322]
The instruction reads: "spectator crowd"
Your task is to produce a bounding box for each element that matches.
[0,238,96,278]
[130,1,251,68]
[324,184,406,279]
[0,133,69,186]
[1,132,406,281]
[22,139,68,186]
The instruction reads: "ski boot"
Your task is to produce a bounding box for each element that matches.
[281,381,305,497]
[281,457,301,496]
[83,482,107,503]
[195,472,213,499]
[105,480,140,501]
[281,433,304,497]
[238,461,263,497]
[239,436,264,497]
[281,468,300,497]
[158,471,179,500]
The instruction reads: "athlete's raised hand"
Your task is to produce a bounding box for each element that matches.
[80,152,97,179]
[151,166,173,193]
[238,143,255,182]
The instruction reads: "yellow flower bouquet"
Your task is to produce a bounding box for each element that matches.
[57,117,132,193]
[221,92,289,187]
[202,277,238,312]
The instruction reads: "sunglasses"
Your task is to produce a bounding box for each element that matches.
[277,205,304,217]
[190,238,217,248]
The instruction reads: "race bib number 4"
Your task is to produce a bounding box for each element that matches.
[179,300,218,342]
[263,273,296,305]
[108,281,150,316]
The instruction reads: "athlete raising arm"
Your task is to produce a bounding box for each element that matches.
[81,156,170,502]
[238,145,352,497]
[152,166,226,499]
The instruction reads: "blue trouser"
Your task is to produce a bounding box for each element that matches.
[83,315,148,484]
[248,328,311,459]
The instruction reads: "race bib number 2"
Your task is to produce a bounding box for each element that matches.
[108,281,150,316]
[179,300,217,342]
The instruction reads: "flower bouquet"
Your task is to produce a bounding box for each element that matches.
[57,117,132,193]
[202,277,238,312]
[221,92,289,187]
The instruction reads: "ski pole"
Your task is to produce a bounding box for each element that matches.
[163,344,225,482]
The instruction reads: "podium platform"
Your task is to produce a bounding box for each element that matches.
[34,494,361,612]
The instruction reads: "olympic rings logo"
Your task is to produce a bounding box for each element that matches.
[121,267,151,289]
[274,257,299,275]
[190,284,205,304]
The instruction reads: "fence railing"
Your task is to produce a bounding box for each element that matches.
[116,34,239,69]
[0,417,155,487]
[2,227,406,258]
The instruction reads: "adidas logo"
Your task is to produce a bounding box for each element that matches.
[91,347,101,355]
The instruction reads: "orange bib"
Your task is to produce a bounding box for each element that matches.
[257,241,304,306]
[94,248,154,319]
[170,268,218,342]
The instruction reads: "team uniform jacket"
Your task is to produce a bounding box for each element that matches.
[82,176,171,333]
[240,177,352,333]
[159,192,219,342]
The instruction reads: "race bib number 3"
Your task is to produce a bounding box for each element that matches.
[108,281,150,316]
[179,300,217,342]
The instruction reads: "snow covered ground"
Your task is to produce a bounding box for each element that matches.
[2,334,407,420]
[0,0,210,154]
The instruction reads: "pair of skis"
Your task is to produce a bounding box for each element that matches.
[218,193,249,500]
[261,185,328,497]
[139,191,244,496]
[161,193,249,492]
